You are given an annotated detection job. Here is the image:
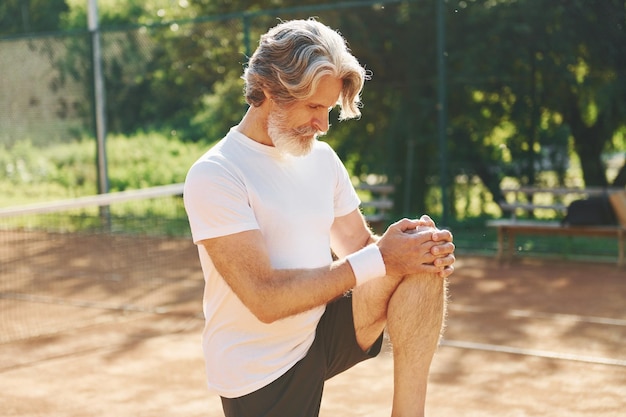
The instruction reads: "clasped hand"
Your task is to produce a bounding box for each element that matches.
[377,215,455,279]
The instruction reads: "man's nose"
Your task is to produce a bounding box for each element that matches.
[312,114,329,133]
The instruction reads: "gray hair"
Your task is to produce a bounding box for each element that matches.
[243,19,368,120]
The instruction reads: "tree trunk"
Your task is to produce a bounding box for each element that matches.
[563,94,610,187]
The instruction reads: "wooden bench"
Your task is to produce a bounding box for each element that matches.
[356,183,394,230]
[487,187,626,267]
[496,186,617,219]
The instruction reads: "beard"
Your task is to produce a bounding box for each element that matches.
[267,106,324,157]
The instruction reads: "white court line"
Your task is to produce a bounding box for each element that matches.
[440,339,626,367]
[449,304,626,327]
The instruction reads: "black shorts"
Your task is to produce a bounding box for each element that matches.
[220,293,384,417]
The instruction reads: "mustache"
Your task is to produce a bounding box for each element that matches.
[293,125,326,137]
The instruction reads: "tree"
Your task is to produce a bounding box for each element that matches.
[554,1,626,187]
[0,0,69,36]
[56,0,293,138]
[43,0,626,218]
[331,2,442,216]
[446,0,626,206]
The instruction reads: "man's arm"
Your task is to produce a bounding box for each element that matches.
[331,210,456,278]
[200,229,358,323]
[330,208,378,258]
[200,211,447,324]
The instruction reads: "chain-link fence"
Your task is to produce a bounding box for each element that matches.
[1,1,419,144]
[2,0,443,215]
[1,1,416,195]
[0,32,87,147]
[1,1,624,221]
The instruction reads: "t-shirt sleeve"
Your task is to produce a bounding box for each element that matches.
[330,149,361,217]
[183,158,259,244]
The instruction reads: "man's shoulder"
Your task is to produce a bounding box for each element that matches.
[309,140,345,169]
[313,139,333,151]
[192,130,243,165]
[310,140,339,159]
[185,136,239,184]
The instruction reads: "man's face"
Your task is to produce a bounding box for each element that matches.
[267,75,343,157]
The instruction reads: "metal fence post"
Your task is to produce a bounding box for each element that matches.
[88,0,109,195]
[437,0,449,225]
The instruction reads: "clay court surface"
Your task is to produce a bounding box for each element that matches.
[1,233,625,416]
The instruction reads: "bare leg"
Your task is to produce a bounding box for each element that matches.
[352,276,402,351]
[386,273,447,417]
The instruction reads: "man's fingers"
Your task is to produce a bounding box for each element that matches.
[431,242,455,257]
[432,253,455,267]
[392,217,440,229]
[419,214,436,227]
[391,218,421,233]
[432,229,453,242]
[437,265,455,278]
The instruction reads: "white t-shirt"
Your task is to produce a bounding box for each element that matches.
[183,128,360,398]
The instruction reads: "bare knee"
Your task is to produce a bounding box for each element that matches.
[387,274,448,338]
[398,273,447,307]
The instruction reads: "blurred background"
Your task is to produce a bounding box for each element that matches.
[1,0,625,245]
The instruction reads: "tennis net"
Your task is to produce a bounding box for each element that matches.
[0,184,204,344]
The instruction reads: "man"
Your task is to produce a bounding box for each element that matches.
[183,18,456,417]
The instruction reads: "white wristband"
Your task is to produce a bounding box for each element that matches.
[346,245,387,287]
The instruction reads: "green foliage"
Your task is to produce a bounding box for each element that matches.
[0,0,69,35]
[0,139,96,204]
[0,133,206,236]
[61,0,160,29]
[447,0,626,193]
[106,131,209,191]
[3,0,625,220]
[0,133,211,207]
[189,78,248,141]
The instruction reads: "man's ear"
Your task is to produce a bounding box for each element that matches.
[262,89,273,102]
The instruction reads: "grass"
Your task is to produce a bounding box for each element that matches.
[0,132,210,207]
[0,132,208,236]
[1,133,622,262]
